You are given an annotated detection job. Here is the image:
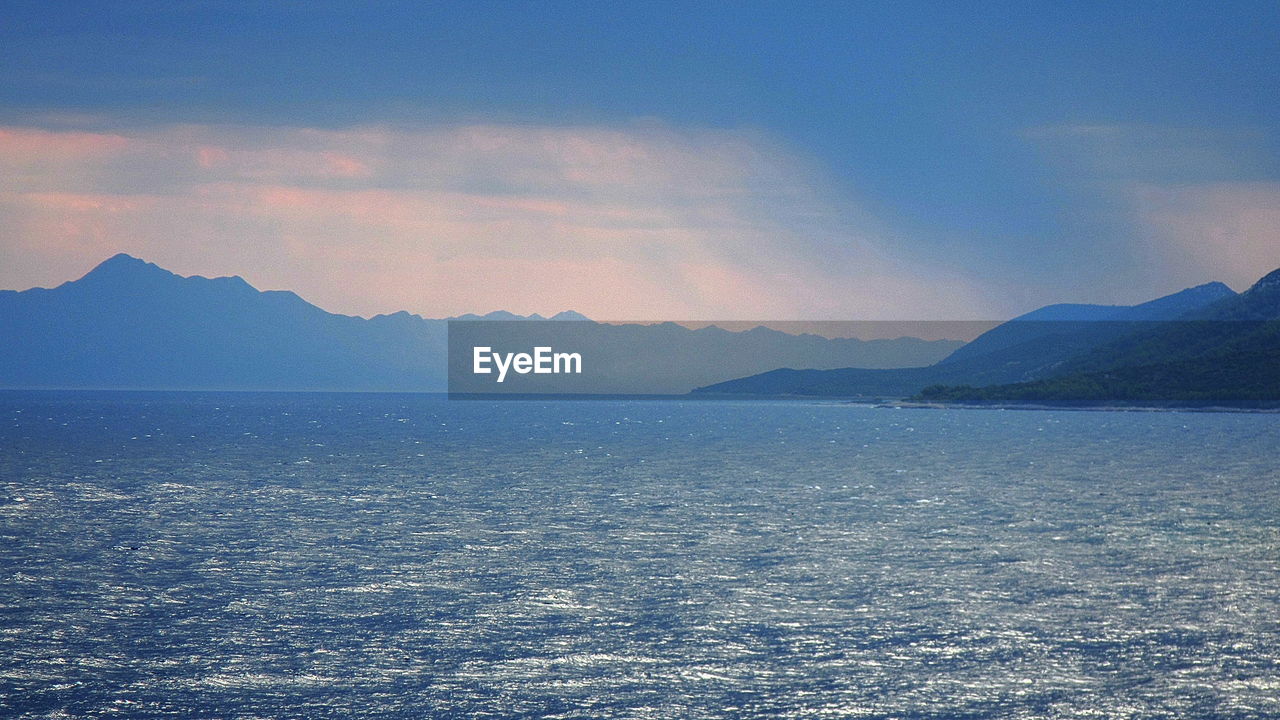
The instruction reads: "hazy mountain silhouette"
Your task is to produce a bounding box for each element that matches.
[448,310,591,321]
[0,254,450,391]
[694,280,1240,398]
[0,254,962,392]
[935,282,1235,366]
[447,320,966,395]
[914,268,1280,406]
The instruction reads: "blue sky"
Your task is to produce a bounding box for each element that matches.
[1,1,1277,318]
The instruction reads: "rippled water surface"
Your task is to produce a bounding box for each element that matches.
[2,391,1279,718]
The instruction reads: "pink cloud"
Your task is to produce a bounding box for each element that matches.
[0,127,131,163]
[20,191,152,213]
[320,151,372,178]
[0,121,992,319]
[194,146,230,169]
[1133,182,1280,289]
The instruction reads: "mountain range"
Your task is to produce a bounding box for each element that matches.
[913,269,1280,406]
[695,268,1280,407]
[0,254,962,393]
[0,254,449,391]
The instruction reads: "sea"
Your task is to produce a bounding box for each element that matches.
[2,391,1278,719]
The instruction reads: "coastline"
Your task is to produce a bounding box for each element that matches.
[880,400,1280,414]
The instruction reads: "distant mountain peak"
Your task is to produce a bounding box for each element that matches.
[447,309,590,321]
[1247,268,1280,293]
[1141,280,1235,304]
[77,253,176,285]
[91,252,155,272]
[1196,280,1235,293]
[1168,281,1236,300]
[103,251,144,264]
[74,254,269,298]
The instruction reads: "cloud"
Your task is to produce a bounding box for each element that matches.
[1025,123,1280,292]
[0,121,993,320]
[1024,123,1272,185]
[1131,182,1280,290]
